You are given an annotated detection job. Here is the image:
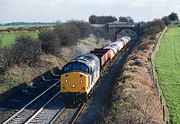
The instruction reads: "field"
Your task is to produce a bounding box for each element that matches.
[0,24,55,30]
[0,31,38,47]
[154,27,180,123]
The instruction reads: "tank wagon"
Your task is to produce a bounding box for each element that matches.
[60,36,132,106]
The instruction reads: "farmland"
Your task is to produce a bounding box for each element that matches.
[154,27,180,123]
[0,31,38,47]
[0,24,55,30]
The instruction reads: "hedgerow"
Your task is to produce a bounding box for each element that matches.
[38,30,61,54]
[10,35,42,65]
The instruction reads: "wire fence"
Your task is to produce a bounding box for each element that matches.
[151,27,170,124]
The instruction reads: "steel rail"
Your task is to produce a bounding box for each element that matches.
[2,81,60,124]
[69,103,86,124]
[49,107,66,124]
[24,92,60,124]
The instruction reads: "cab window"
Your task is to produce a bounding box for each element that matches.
[72,62,80,70]
[63,64,72,72]
[80,64,89,73]
[63,62,89,73]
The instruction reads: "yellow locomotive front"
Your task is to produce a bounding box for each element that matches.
[60,54,100,106]
[61,72,90,94]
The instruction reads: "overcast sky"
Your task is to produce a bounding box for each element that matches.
[0,0,179,23]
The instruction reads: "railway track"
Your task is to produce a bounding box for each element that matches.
[50,103,86,124]
[24,92,63,124]
[69,103,86,124]
[2,81,60,124]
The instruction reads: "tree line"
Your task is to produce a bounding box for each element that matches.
[140,12,179,36]
[89,12,179,24]
[89,15,135,24]
[1,22,56,26]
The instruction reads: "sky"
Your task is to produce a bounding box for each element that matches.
[0,0,180,23]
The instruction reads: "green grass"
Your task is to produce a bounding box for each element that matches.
[0,25,24,30]
[0,24,55,30]
[0,31,38,47]
[154,27,180,123]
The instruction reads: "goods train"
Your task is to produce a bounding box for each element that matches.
[60,36,132,106]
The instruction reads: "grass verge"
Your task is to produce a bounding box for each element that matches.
[154,27,180,123]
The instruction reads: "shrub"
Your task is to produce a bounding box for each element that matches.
[89,15,117,24]
[168,12,179,21]
[67,20,92,38]
[10,35,42,65]
[117,29,137,38]
[38,30,61,54]
[140,19,165,36]
[119,16,134,24]
[138,41,151,51]
[162,16,171,26]
[55,24,80,45]
[0,48,9,74]
[92,27,110,39]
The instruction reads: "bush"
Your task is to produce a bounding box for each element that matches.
[119,16,134,24]
[38,30,61,54]
[89,15,117,24]
[55,24,80,45]
[67,20,92,38]
[117,29,137,38]
[0,48,9,74]
[10,35,42,65]
[92,27,110,39]
[140,19,165,36]
[162,16,171,26]
[168,12,179,21]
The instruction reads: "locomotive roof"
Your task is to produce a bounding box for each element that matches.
[70,53,100,70]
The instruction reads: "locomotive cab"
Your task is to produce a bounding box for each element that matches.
[61,62,90,93]
[60,54,100,106]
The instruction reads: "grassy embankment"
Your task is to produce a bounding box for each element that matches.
[0,34,111,93]
[102,34,164,123]
[0,31,38,47]
[154,27,180,123]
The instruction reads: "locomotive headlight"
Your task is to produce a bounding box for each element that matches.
[80,80,83,83]
[65,79,68,82]
[72,84,75,88]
